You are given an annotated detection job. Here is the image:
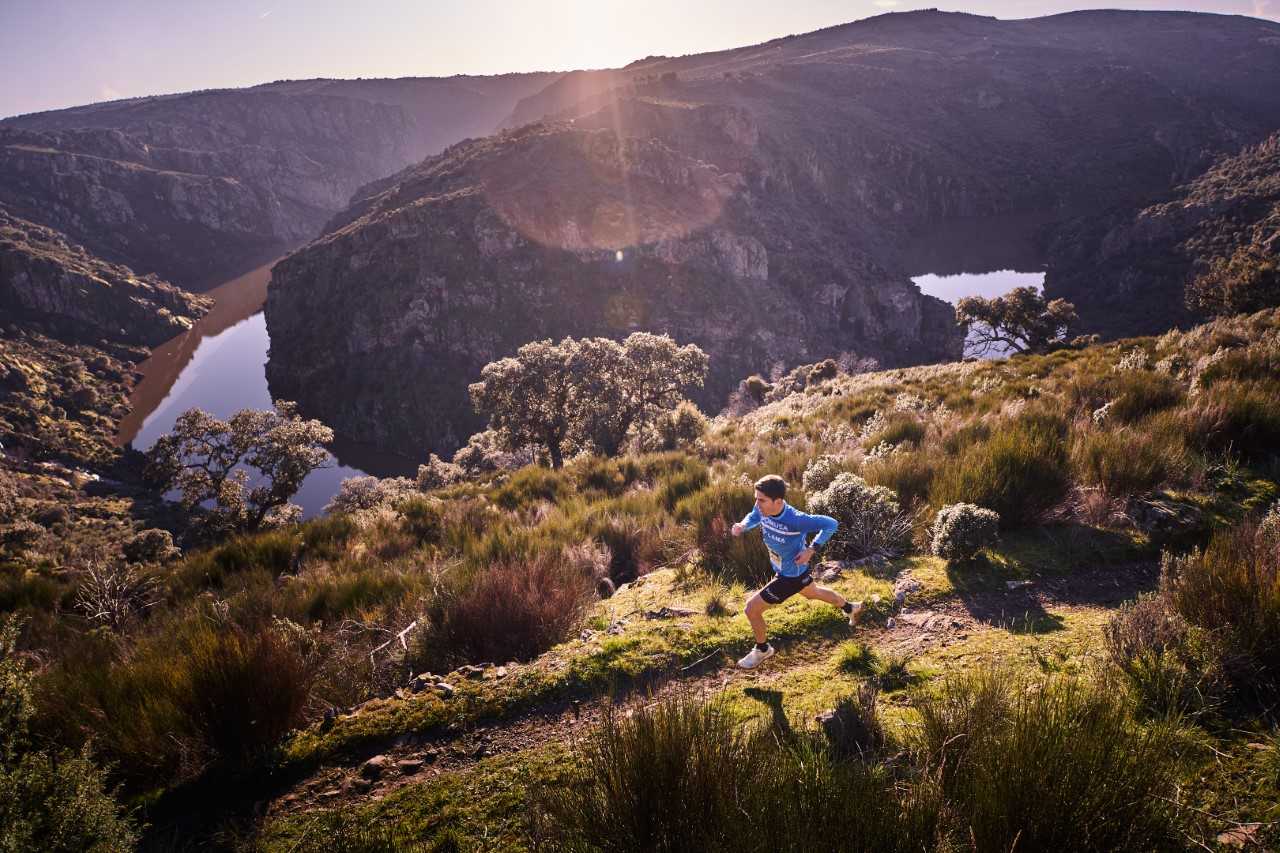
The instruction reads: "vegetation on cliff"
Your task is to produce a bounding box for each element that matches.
[1049,129,1280,337]
[1187,243,1280,320]
[1,204,210,473]
[1,207,212,347]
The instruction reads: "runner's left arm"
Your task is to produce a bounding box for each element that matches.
[790,509,838,548]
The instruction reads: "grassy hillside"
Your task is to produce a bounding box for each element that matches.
[7,308,1280,849]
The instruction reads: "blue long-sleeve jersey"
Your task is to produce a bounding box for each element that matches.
[739,502,838,577]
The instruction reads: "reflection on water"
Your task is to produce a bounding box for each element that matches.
[905,214,1051,360]
[116,260,276,444]
[913,269,1045,303]
[117,258,412,518]
[913,270,1046,359]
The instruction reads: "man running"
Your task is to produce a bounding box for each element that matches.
[732,474,862,668]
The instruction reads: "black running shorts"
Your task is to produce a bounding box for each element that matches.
[759,571,814,604]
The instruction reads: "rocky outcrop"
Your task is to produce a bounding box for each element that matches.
[0,207,211,347]
[0,206,212,464]
[0,75,559,288]
[265,10,1280,459]
[1046,131,1280,336]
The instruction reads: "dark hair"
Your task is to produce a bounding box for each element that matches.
[754,474,787,500]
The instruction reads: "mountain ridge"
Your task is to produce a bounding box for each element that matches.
[0,73,561,288]
[265,9,1280,459]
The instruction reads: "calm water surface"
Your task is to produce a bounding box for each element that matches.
[116,259,410,518]
[906,213,1049,357]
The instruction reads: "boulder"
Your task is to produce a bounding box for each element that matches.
[360,754,391,780]
[1127,496,1203,541]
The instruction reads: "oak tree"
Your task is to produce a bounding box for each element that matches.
[144,401,333,531]
[956,287,1077,357]
[469,333,708,466]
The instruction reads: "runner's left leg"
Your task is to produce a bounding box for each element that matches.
[799,583,847,609]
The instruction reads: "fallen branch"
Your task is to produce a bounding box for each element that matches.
[370,619,418,664]
[680,647,723,672]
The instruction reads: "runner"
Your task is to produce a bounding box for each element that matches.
[732,474,862,668]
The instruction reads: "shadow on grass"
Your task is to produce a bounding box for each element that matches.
[744,687,794,742]
[940,522,1165,634]
[945,556,1066,635]
[995,523,1150,576]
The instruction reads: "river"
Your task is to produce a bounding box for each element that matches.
[115,259,411,519]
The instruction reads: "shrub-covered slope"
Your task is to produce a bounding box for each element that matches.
[1,207,212,466]
[7,308,1280,848]
[1,207,211,348]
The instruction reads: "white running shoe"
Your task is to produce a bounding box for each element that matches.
[737,644,776,669]
[847,600,865,627]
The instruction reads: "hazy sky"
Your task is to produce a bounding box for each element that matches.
[2,0,1275,119]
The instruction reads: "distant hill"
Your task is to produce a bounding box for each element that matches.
[0,74,558,287]
[265,9,1280,459]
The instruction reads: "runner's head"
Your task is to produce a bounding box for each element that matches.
[753,474,786,514]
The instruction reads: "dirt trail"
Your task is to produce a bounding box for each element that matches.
[268,641,843,818]
[266,561,1159,819]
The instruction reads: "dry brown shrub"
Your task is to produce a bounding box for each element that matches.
[1165,520,1280,694]
[1065,487,1132,527]
[416,554,595,669]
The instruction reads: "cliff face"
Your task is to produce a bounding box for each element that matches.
[0,207,212,347]
[0,75,559,287]
[265,10,1280,459]
[0,207,212,464]
[1046,131,1280,336]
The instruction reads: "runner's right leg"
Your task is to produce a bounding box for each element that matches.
[738,591,776,668]
[744,590,771,643]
